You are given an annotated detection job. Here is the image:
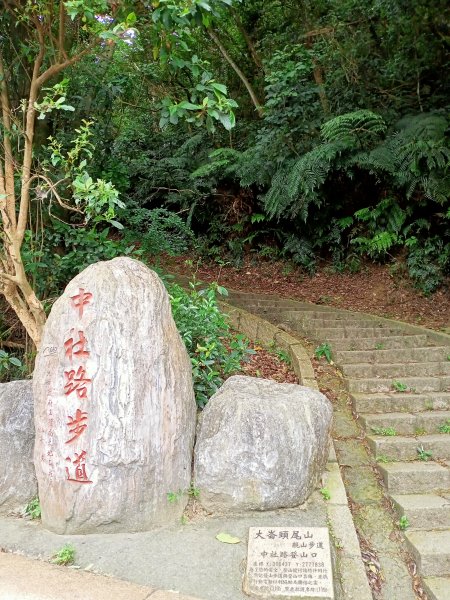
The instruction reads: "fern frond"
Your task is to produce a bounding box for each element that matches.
[395,113,448,142]
[264,141,349,219]
[321,110,387,146]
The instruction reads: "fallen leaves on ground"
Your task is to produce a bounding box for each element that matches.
[164,255,449,331]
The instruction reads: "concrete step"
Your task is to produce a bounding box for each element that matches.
[423,576,450,600]
[317,334,429,351]
[391,493,450,529]
[368,433,450,461]
[360,411,450,435]
[347,375,450,394]
[343,361,450,379]
[335,347,450,366]
[405,529,450,577]
[378,462,450,494]
[280,309,370,321]
[352,392,450,414]
[306,326,407,340]
[296,318,380,329]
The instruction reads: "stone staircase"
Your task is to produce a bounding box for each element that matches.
[227,291,450,600]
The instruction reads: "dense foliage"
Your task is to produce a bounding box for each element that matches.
[1,0,449,378]
[169,281,252,407]
[76,0,447,294]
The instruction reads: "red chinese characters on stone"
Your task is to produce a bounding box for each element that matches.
[70,288,93,319]
[64,330,90,363]
[60,290,94,484]
[64,366,91,399]
[65,451,92,484]
[65,408,88,444]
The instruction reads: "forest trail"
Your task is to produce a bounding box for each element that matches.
[227,290,450,600]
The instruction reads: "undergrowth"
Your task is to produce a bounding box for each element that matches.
[168,280,254,407]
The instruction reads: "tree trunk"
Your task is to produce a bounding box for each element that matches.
[207,28,264,118]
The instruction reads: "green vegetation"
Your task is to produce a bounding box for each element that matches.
[51,544,75,566]
[25,497,41,520]
[398,516,410,531]
[438,420,450,434]
[0,350,23,381]
[168,483,200,503]
[268,342,291,365]
[376,455,393,464]
[169,281,254,407]
[1,0,448,385]
[371,427,397,437]
[417,445,433,461]
[320,488,331,501]
[315,343,333,364]
[187,483,201,499]
[167,489,184,504]
[392,381,408,393]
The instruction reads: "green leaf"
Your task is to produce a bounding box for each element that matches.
[126,12,137,26]
[216,532,241,544]
[109,220,124,230]
[218,113,232,130]
[211,82,227,95]
[178,101,201,111]
[8,357,22,367]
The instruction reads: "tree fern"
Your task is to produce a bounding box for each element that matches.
[263,141,349,219]
[321,110,387,146]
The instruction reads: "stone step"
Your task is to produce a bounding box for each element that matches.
[280,310,370,321]
[368,434,450,461]
[335,347,450,365]
[405,529,450,577]
[343,362,450,379]
[347,376,450,394]
[295,318,380,329]
[378,462,450,494]
[233,298,311,308]
[391,493,450,529]
[307,326,407,340]
[423,576,450,600]
[360,411,450,435]
[352,392,450,414]
[317,334,429,351]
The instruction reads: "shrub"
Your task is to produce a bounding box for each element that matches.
[168,281,253,407]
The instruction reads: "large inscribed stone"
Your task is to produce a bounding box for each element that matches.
[0,380,37,513]
[33,257,196,534]
[194,376,332,512]
[244,527,334,599]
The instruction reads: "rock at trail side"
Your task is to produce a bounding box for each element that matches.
[194,376,332,512]
[0,380,37,513]
[33,257,196,534]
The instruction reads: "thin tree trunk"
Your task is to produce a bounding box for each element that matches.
[207,28,264,118]
[232,10,262,70]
